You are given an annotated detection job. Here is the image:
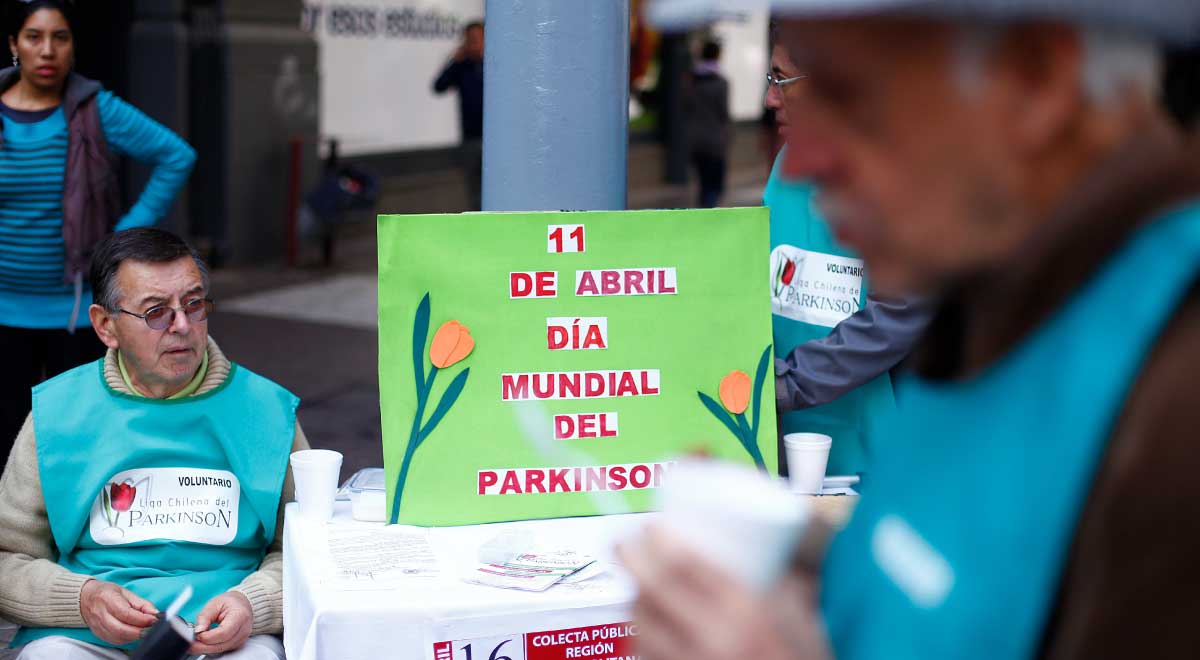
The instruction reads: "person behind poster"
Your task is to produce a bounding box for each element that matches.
[684,39,732,208]
[0,228,309,659]
[433,19,485,211]
[764,34,932,478]
[624,0,1200,657]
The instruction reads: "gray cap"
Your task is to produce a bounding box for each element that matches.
[649,0,1200,44]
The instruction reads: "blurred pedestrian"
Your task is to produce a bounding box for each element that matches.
[433,20,484,211]
[684,39,731,208]
[0,0,196,460]
[764,38,931,478]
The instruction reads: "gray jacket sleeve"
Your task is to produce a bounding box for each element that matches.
[774,294,934,411]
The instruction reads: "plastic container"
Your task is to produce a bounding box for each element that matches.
[341,467,387,522]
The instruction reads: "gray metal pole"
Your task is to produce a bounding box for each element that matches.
[482,0,631,212]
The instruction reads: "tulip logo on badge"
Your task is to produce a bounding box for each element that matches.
[772,250,802,300]
[97,476,152,540]
[770,244,866,328]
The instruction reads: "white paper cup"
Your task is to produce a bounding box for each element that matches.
[784,433,832,495]
[655,459,809,591]
[290,449,343,522]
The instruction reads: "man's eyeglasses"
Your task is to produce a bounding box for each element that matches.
[766,73,807,90]
[119,298,214,331]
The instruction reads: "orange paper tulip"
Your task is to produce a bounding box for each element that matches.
[429,320,474,368]
[719,370,752,414]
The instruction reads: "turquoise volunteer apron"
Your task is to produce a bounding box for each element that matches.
[820,202,1200,658]
[766,149,895,475]
[14,359,298,649]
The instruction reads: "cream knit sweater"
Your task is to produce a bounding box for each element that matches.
[0,337,308,637]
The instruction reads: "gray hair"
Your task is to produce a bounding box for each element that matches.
[955,24,1162,105]
[89,228,210,312]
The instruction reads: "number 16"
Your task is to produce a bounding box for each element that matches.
[460,639,514,660]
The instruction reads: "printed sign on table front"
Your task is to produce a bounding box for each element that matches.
[378,209,775,525]
[431,621,638,660]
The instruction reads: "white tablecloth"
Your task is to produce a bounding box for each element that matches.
[282,502,646,660]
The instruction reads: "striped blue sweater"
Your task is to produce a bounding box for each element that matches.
[0,90,196,329]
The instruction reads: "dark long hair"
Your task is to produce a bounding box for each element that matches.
[5,0,76,43]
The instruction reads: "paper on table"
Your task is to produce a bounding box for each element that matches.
[558,561,607,584]
[464,550,595,592]
[326,525,440,582]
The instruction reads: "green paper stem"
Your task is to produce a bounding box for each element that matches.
[418,368,470,447]
[391,292,472,524]
[391,365,435,524]
[736,412,765,469]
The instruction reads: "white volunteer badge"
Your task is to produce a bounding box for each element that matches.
[770,245,865,328]
[89,467,241,546]
[871,514,955,608]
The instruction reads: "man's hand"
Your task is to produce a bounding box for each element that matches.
[189,591,255,655]
[616,524,832,660]
[79,579,159,645]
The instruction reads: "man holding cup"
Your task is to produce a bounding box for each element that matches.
[625,0,1200,657]
[0,228,306,659]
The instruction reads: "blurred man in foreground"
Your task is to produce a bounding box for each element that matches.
[624,1,1200,658]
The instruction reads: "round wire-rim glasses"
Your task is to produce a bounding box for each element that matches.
[119,298,214,331]
[766,73,807,90]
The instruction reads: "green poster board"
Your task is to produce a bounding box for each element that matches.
[378,208,776,526]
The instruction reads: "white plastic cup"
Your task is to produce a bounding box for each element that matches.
[290,449,343,522]
[784,433,832,495]
[655,459,809,591]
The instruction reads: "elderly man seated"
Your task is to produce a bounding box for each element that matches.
[0,228,308,659]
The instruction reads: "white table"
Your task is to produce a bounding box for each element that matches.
[282,502,645,660]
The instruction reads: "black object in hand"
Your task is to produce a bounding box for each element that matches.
[131,613,194,660]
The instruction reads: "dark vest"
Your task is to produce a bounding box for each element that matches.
[0,68,121,283]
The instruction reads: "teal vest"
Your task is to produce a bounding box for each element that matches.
[820,203,1200,658]
[16,359,298,649]
[766,149,895,475]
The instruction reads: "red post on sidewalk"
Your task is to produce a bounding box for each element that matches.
[285,135,303,268]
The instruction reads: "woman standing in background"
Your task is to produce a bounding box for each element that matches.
[0,0,195,458]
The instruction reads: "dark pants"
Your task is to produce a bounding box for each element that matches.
[0,326,106,463]
[692,153,727,208]
[461,139,483,211]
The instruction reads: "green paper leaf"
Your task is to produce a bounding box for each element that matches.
[412,293,430,398]
[698,392,741,439]
[751,344,771,440]
[418,368,470,447]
